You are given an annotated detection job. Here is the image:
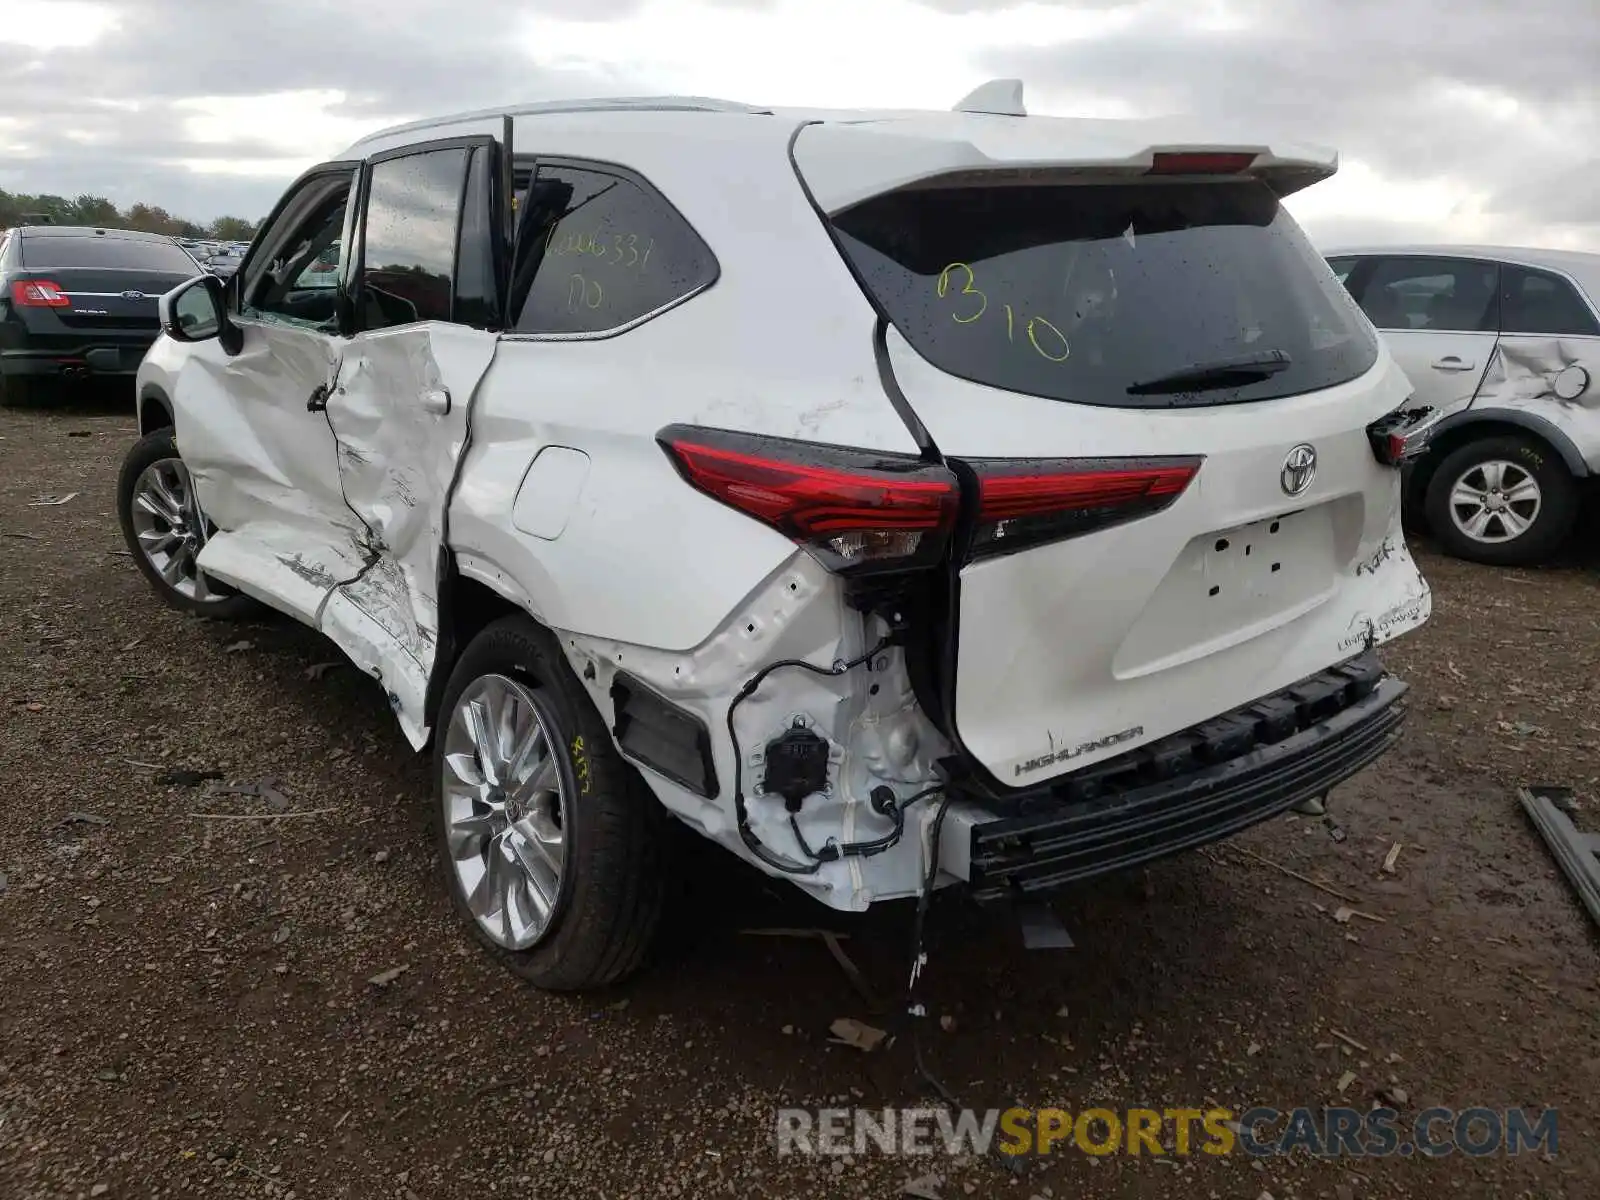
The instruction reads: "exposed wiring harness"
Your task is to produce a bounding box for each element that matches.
[727,633,928,874]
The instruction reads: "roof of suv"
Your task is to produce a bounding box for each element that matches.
[337,91,1342,213]
[15,225,177,241]
[1326,243,1600,271]
[1326,243,1600,301]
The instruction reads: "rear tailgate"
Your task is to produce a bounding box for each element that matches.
[15,234,199,337]
[14,267,193,332]
[796,120,1431,789]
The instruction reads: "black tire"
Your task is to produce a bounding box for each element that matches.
[116,428,257,618]
[432,615,672,990]
[1424,434,1578,566]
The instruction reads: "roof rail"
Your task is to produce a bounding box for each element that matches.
[352,95,770,147]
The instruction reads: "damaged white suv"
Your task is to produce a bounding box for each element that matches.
[119,85,1432,990]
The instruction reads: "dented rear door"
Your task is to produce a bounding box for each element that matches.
[321,140,503,746]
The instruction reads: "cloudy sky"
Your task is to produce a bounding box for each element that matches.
[3,0,1596,249]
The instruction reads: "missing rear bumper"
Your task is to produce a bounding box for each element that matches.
[947,653,1407,901]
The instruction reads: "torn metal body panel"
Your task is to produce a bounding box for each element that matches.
[169,320,370,624]
[1519,785,1600,930]
[321,324,499,746]
[553,553,953,910]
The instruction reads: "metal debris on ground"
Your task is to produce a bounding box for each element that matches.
[902,1173,944,1200]
[1519,784,1600,929]
[367,965,410,988]
[223,639,254,653]
[1015,901,1074,950]
[28,492,79,506]
[210,778,291,812]
[1336,1070,1357,1093]
[828,1017,889,1052]
[1382,843,1403,874]
[156,768,225,788]
[56,811,110,829]
[304,661,341,680]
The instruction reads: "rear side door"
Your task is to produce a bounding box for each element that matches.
[1343,255,1500,417]
[183,165,374,625]
[1475,262,1600,433]
[320,139,504,746]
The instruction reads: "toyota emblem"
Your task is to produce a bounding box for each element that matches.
[1280,444,1317,496]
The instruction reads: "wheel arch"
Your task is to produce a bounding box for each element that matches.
[137,385,174,437]
[424,550,541,725]
[1410,410,1588,519]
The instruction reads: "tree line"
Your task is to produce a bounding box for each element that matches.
[0,189,258,241]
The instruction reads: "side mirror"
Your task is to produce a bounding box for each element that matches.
[159,273,242,355]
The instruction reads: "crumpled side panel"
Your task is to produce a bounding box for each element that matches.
[176,323,372,622]
[1472,337,1600,464]
[323,324,499,744]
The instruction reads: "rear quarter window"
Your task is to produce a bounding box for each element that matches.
[508,162,716,336]
[1501,265,1600,337]
[829,179,1379,408]
[20,235,200,274]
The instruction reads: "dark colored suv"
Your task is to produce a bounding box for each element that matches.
[0,226,200,405]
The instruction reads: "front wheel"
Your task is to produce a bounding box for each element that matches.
[433,615,672,990]
[1423,434,1578,566]
[116,428,256,618]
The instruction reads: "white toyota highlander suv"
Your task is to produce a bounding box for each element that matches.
[119,84,1433,990]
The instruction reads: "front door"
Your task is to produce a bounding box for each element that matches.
[184,166,372,624]
[1343,254,1501,419]
[321,141,504,746]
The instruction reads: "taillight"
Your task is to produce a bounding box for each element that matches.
[1148,151,1256,175]
[10,279,70,308]
[1365,404,1437,467]
[657,424,959,575]
[964,457,1202,560]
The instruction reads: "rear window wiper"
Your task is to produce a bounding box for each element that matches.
[1127,350,1292,395]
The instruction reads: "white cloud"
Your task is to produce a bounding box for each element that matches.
[0,0,118,49]
[0,0,1594,249]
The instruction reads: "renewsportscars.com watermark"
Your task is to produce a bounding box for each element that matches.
[775,1106,1558,1159]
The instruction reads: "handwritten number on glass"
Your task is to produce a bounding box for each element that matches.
[935,262,1070,364]
[936,262,987,323]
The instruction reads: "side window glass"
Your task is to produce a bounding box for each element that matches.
[1326,256,1359,288]
[358,148,468,332]
[1357,257,1498,333]
[241,180,351,332]
[1501,265,1600,337]
[509,162,716,335]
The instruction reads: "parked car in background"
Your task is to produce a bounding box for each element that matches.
[0,225,202,406]
[201,246,246,279]
[121,88,1431,990]
[1327,246,1600,565]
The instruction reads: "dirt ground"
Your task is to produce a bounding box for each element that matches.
[1,389,1596,1200]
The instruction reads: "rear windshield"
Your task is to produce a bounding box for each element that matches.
[829,179,1378,408]
[20,235,198,274]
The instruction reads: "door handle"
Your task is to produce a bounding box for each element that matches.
[421,387,451,416]
[306,383,329,412]
[1431,356,1476,372]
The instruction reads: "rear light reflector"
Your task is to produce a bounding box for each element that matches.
[657,424,959,575]
[1148,152,1256,175]
[10,279,70,308]
[965,456,1202,560]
